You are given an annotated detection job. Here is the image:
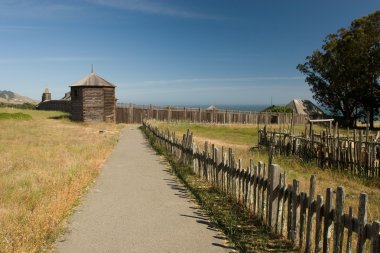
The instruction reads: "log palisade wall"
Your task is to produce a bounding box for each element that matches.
[37,100,71,113]
[116,103,308,125]
[143,121,380,253]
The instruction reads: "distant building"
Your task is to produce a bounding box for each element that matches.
[286,99,324,119]
[37,70,117,123]
[70,72,116,122]
[41,88,51,102]
[206,105,218,111]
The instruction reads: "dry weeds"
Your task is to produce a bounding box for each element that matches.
[0,108,123,252]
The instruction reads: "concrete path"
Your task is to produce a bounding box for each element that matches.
[56,125,234,253]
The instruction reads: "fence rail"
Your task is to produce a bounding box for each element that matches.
[258,126,380,178]
[143,121,380,253]
[117,103,307,125]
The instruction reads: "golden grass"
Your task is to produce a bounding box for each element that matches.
[152,120,380,222]
[0,108,123,252]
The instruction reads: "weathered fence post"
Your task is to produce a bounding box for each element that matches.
[305,175,316,253]
[333,186,345,253]
[357,193,368,253]
[268,164,280,231]
[323,188,333,253]
[315,194,323,253]
[371,221,380,253]
[291,179,300,246]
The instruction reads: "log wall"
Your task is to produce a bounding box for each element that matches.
[116,104,308,125]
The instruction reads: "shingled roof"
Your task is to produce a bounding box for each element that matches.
[286,99,324,116]
[70,72,115,87]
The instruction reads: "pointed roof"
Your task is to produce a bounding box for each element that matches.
[286,99,324,116]
[70,72,116,87]
[206,105,218,110]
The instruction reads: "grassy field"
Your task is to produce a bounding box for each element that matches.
[0,108,122,252]
[152,120,380,222]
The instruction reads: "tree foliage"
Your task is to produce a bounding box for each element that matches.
[297,10,380,128]
[263,105,293,113]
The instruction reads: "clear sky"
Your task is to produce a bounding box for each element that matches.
[0,0,379,105]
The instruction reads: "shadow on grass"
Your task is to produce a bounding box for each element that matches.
[140,124,298,253]
[48,115,72,120]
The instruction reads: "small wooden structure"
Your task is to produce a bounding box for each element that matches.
[309,118,334,136]
[41,88,51,102]
[70,71,116,122]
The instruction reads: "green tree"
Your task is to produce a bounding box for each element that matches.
[297,10,380,128]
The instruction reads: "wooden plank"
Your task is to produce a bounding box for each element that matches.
[333,186,345,253]
[357,193,368,253]
[323,188,333,253]
[346,207,353,253]
[299,192,307,249]
[305,175,316,253]
[258,162,263,220]
[315,194,323,253]
[268,164,281,231]
[370,221,380,253]
[291,179,300,245]
[278,172,286,235]
[262,164,267,222]
[253,164,258,215]
[287,184,293,240]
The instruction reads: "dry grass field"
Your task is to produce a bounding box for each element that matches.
[0,108,122,252]
[152,121,380,223]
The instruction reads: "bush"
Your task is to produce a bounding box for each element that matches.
[0,102,36,110]
[263,105,293,113]
[0,112,32,120]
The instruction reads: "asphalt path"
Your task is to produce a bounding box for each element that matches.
[56,125,234,253]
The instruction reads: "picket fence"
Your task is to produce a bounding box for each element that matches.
[143,121,380,253]
[258,125,380,178]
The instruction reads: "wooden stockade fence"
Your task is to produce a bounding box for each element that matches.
[117,103,307,125]
[143,121,380,253]
[258,125,380,178]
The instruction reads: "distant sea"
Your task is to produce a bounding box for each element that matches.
[177,104,271,112]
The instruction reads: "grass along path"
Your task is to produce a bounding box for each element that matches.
[142,126,296,253]
[152,121,380,222]
[0,108,122,252]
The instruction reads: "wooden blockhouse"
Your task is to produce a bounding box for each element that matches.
[70,72,116,122]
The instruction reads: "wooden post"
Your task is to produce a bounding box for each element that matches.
[257,162,263,218]
[253,164,258,215]
[315,194,323,253]
[299,192,307,249]
[346,207,353,253]
[323,188,333,253]
[287,184,293,240]
[357,193,368,253]
[291,179,300,245]
[268,164,280,231]
[305,175,316,253]
[333,186,345,253]
[278,172,286,235]
[371,221,380,253]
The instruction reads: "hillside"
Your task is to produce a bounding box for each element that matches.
[0,90,38,105]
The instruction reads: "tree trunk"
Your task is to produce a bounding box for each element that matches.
[343,110,354,128]
[369,108,375,129]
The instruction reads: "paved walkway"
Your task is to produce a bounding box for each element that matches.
[56,125,234,253]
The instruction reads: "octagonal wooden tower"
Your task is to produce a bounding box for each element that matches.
[70,72,116,122]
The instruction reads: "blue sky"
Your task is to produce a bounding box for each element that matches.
[0,0,379,105]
